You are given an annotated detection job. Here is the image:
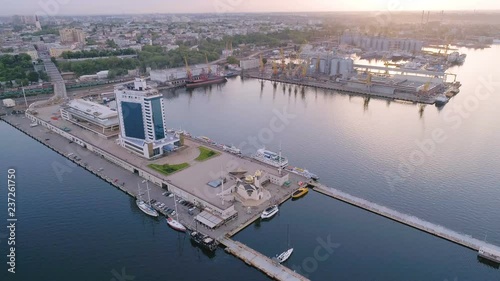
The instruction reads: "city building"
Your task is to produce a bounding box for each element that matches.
[49,46,73,58]
[115,78,180,159]
[59,28,86,44]
[239,58,260,70]
[341,32,424,53]
[35,15,42,31]
[60,99,120,138]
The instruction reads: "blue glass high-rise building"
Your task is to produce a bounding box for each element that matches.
[115,78,179,159]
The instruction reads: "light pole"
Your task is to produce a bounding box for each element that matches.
[21,82,28,108]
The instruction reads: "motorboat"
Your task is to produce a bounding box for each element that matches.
[292,187,309,199]
[190,231,218,251]
[434,94,449,107]
[261,205,279,219]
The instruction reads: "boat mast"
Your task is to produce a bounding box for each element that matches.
[137,183,142,201]
[221,165,224,206]
[278,142,282,176]
[286,224,290,248]
[145,180,152,206]
[173,194,180,221]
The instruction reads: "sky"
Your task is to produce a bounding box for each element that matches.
[1,0,498,16]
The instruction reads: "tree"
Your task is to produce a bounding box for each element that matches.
[226,56,239,65]
[27,71,39,82]
[106,39,118,48]
[107,70,117,79]
[262,58,268,65]
[39,71,49,81]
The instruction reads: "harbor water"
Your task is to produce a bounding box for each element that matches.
[1,45,500,280]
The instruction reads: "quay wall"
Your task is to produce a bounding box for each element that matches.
[248,75,436,105]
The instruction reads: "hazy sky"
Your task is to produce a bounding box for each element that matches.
[1,0,498,16]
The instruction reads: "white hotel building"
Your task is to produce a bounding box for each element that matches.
[115,78,180,159]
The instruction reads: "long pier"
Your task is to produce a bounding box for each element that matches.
[247,74,437,105]
[219,237,309,281]
[311,182,500,255]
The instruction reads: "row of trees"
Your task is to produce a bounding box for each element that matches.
[57,57,140,76]
[61,48,137,59]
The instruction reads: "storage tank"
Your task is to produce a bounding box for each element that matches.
[339,58,354,78]
[319,59,327,74]
[339,59,349,78]
[330,59,340,76]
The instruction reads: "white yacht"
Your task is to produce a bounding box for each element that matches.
[167,217,186,232]
[276,248,294,263]
[167,194,186,232]
[261,205,279,219]
[136,200,159,217]
[136,182,158,217]
[253,148,288,168]
[223,144,241,155]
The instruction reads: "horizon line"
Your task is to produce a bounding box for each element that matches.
[2,9,500,17]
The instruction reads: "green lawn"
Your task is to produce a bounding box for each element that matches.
[195,146,220,162]
[148,163,190,175]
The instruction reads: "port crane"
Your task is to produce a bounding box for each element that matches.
[184,57,192,80]
[259,54,265,76]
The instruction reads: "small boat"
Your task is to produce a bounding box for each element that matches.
[261,205,279,219]
[434,94,449,107]
[167,194,186,232]
[136,200,159,217]
[167,217,186,232]
[275,224,293,263]
[136,182,159,217]
[190,231,219,251]
[276,248,294,263]
[223,144,241,155]
[292,187,309,199]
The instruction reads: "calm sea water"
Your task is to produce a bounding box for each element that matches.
[1,45,499,281]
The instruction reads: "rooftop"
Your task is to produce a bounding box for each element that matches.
[66,99,117,120]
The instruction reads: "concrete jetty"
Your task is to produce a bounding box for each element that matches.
[311,182,500,256]
[219,237,309,281]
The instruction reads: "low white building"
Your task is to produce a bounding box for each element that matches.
[2,98,16,108]
[60,99,120,138]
